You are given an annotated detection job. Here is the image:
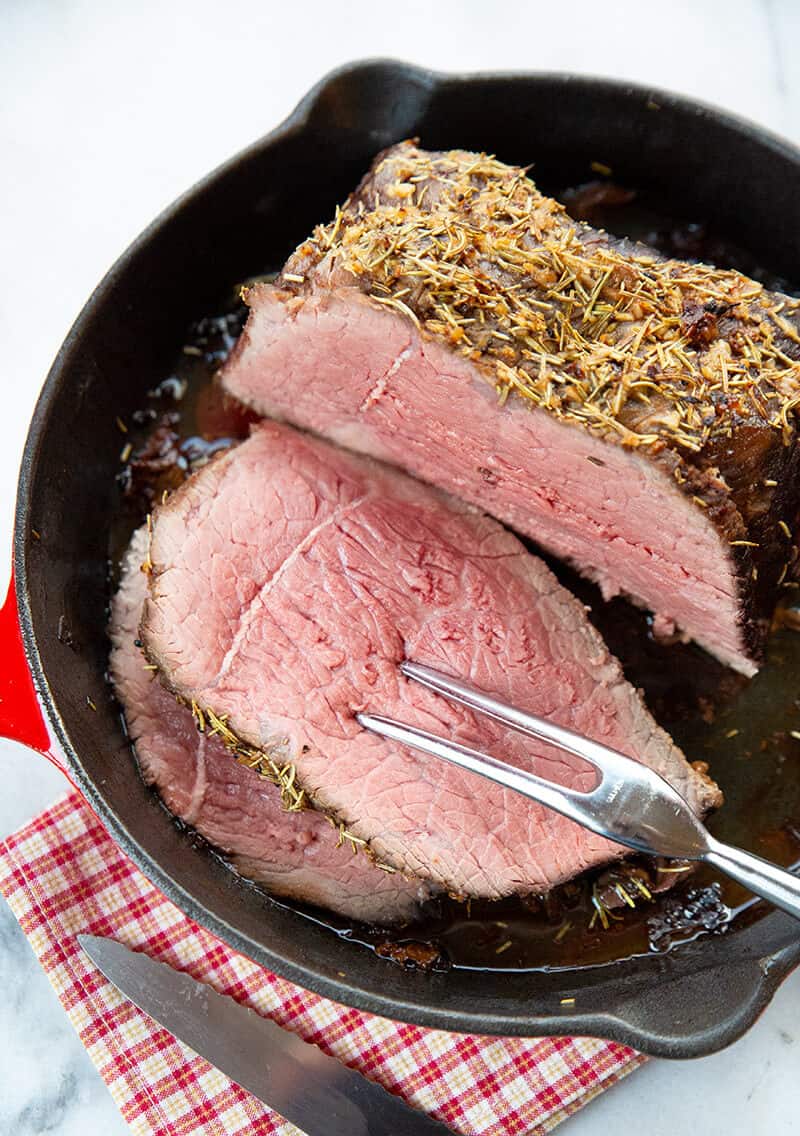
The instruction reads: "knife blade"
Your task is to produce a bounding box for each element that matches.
[78,935,453,1136]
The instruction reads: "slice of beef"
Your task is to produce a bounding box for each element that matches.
[141,421,720,899]
[110,527,428,924]
[221,142,800,676]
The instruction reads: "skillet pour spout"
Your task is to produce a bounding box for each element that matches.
[8,59,800,1058]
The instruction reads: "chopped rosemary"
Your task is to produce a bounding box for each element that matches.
[613,883,636,909]
[630,876,653,900]
[586,863,662,930]
[185,698,392,867]
[589,893,611,930]
[554,920,572,943]
[283,143,800,461]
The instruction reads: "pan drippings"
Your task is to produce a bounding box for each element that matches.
[110,183,800,973]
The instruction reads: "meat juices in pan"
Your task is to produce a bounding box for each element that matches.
[109,173,800,970]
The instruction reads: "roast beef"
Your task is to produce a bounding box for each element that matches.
[110,527,429,924]
[221,142,800,676]
[141,421,720,899]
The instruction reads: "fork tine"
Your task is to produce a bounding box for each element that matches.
[361,676,800,922]
[357,712,598,834]
[400,659,636,783]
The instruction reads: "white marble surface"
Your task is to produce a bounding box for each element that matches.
[2,1,800,1132]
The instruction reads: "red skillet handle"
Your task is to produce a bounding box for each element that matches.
[0,570,72,780]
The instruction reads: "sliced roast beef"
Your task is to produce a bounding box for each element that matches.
[141,421,720,899]
[221,142,800,676]
[110,527,428,924]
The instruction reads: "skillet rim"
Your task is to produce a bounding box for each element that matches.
[14,58,800,1058]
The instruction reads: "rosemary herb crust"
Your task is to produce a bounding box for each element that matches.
[277,141,800,661]
[285,140,800,455]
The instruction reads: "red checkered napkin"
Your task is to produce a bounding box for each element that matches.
[0,790,643,1135]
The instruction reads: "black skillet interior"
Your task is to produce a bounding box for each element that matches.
[16,61,800,1058]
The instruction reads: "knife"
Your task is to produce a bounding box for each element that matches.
[78,935,453,1136]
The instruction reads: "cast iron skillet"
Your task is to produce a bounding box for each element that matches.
[3,61,800,1059]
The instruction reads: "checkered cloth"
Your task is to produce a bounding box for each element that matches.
[0,790,643,1135]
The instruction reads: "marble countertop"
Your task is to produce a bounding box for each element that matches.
[2,1,800,1132]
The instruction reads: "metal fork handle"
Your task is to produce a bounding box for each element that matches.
[372,661,800,924]
[704,837,800,922]
[362,712,800,922]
